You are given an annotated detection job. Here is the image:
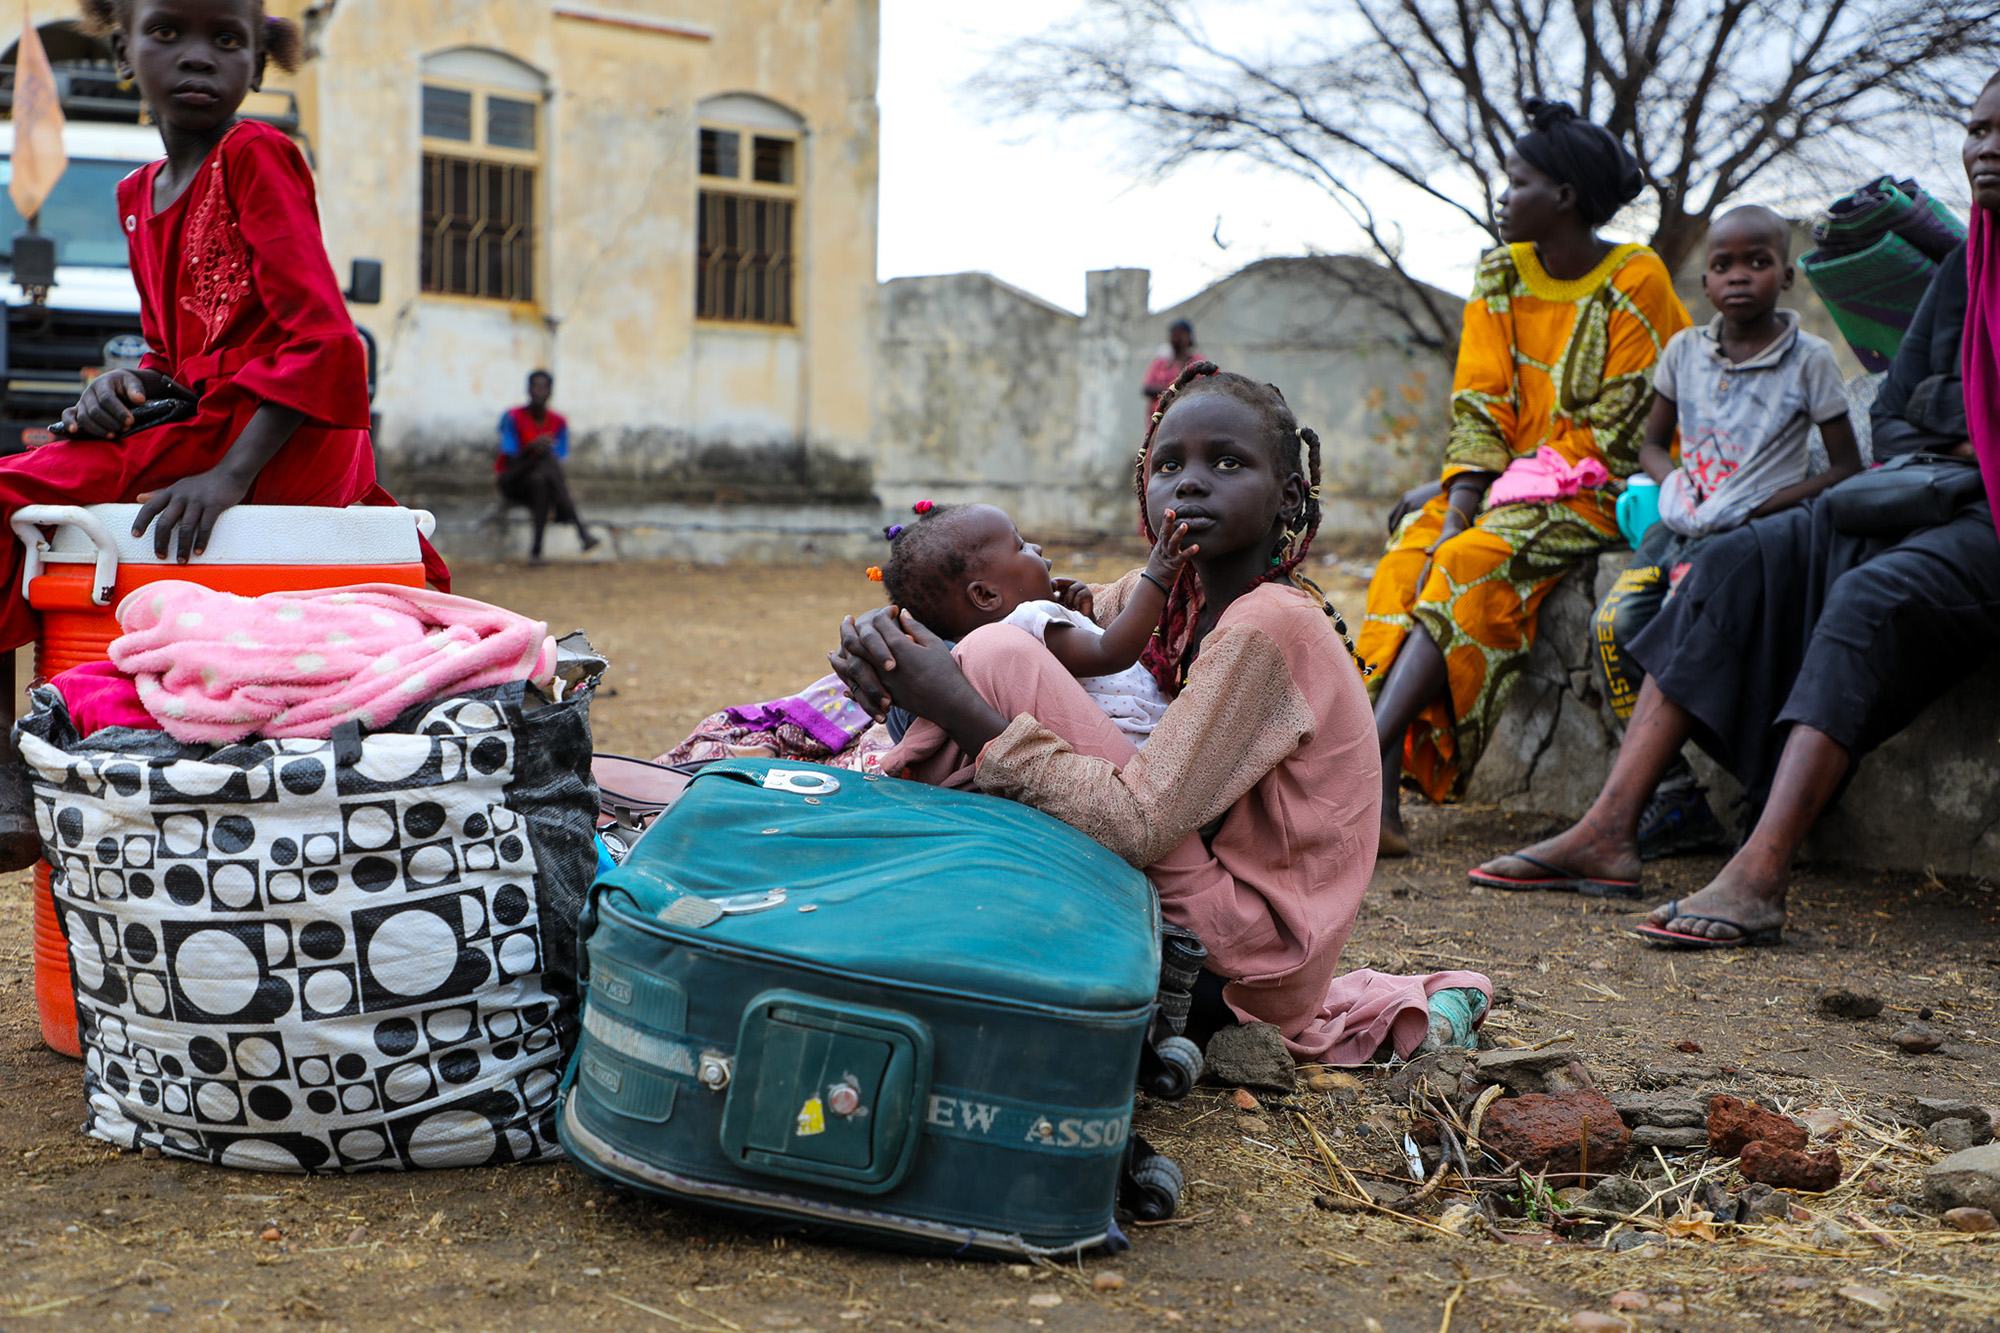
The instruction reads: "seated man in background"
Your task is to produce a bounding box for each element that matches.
[498,370,599,563]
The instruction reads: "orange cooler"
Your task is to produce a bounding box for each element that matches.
[16,503,438,1057]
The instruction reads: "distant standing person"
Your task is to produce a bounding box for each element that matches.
[498,369,598,562]
[1142,319,1199,416]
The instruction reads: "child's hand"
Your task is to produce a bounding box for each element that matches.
[133,467,253,562]
[62,369,148,439]
[1387,480,1444,531]
[1144,509,1200,585]
[1051,577,1095,619]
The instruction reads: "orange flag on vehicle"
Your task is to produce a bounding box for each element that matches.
[8,4,67,221]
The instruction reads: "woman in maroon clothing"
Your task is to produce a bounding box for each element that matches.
[0,0,447,866]
[1141,318,1198,416]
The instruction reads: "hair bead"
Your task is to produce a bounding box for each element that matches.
[866,565,884,583]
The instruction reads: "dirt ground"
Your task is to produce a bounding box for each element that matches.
[3,551,1997,1331]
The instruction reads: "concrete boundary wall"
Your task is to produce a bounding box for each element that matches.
[874,259,1456,543]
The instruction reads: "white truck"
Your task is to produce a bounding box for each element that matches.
[0,106,152,452]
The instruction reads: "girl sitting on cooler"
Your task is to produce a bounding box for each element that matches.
[0,0,447,869]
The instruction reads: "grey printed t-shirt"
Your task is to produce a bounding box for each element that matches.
[1653,311,1849,537]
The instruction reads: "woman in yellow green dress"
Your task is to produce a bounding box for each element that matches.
[1361,99,1691,857]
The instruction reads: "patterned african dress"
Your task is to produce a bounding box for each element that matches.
[1358,242,1690,803]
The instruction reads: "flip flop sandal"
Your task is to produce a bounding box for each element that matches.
[1632,900,1784,950]
[1466,851,1641,899]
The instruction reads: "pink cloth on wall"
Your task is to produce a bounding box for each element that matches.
[49,661,156,737]
[885,611,1488,1066]
[109,581,557,744]
[1965,207,2000,543]
[1485,445,1613,507]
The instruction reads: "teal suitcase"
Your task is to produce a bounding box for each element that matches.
[557,759,1171,1257]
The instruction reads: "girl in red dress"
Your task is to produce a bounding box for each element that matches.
[0,0,447,866]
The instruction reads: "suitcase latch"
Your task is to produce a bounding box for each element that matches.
[760,769,841,796]
[715,888,789,915]
[721,993,931,1194]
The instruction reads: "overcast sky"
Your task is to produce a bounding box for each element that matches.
[874,0,1972,319]
[876,0,1491,315]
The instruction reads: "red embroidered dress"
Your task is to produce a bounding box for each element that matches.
[0,121,445,651]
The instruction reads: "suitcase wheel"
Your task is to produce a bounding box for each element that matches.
[1142,1035,1203,1101]
[1123,1148,1184,1222]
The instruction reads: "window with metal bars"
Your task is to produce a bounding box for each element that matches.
[421,154,537,302]
[419,77,541,303]
[696,191,795,325]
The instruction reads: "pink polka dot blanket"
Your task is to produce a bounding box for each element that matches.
[109,582,558,745]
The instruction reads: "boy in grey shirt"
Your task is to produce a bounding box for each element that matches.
[1595,205,1862,857]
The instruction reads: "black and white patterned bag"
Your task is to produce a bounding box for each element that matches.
[21,678,597,1173]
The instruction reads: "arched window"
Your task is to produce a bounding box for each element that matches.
[419,48,546,304]
[696,94,803,327]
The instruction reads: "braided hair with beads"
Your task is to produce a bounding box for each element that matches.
[1133,360,1368,694]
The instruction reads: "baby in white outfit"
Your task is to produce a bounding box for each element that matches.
[872,501,1197,748]
[994,599,1168,744]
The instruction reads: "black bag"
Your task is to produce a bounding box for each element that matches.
[21,677,599,1173]
[1823,452,1985,537]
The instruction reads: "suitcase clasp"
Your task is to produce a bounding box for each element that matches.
[714,887,789,916]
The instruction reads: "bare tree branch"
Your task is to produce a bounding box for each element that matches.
[979,0,2000,362]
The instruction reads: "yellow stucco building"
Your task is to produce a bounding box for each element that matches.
[282,0,882,537]
[8,0,881,557]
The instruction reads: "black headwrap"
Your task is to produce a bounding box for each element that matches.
[1514,98,1645,227]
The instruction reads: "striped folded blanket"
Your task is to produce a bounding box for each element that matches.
[1810,176,1965,261]
[1802,177,1966,371]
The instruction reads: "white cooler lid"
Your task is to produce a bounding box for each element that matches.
[24,503,434,566]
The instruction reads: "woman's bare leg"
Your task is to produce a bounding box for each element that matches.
[1370,623,1445,857]
[1473,676,1697,884]
[1645,725,1849,940]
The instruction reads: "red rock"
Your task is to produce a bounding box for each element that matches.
[1481,1091,1630,1182]
[1944,1207,1998,1233]
[1739,1141,1842,1192]
[1894,1023,1944,1054]
[1707,1094,1808,1157]
[1569,1313,1626,1332]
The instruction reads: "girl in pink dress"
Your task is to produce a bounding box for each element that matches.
[836,363,1491,1064]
